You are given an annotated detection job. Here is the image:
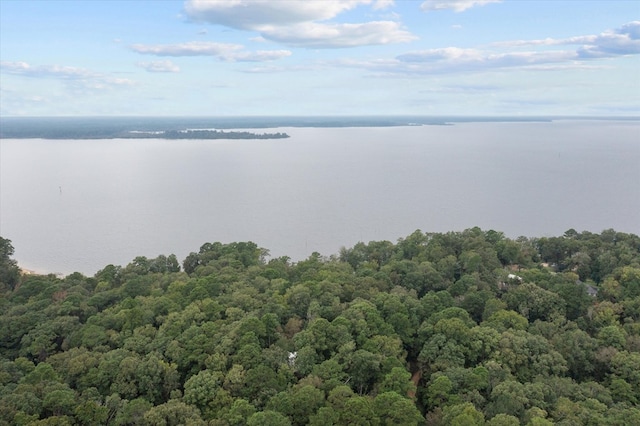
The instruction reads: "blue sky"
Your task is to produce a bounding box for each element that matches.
[1,0,638,116]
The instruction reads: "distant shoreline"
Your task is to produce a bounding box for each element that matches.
[19,265,64,278]
[1,116,637,140]
[122,129,290,140]
[0,129,290,140]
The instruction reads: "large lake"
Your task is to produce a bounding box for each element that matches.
[1,120,638,275]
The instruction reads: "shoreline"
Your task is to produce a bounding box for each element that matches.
[19,265,65,278]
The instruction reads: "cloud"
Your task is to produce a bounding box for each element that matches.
[587,103,640,114]
[577,21,640,58]
[397,47,575,69]
[262,21,415,48]
[183,0,416,48]
[240,63,319,74]
[185,0,370,28]
[339,21,640,75]
[131,41,243,57]
[494,21,640,58]
[241,65,288,74]
[499,98,557,107]
[130,41,291,61]
[420,83,501,93]
[421,0,502,12]
[231,50,293,62]
[0,61,134,88]
[136,60,181,73]
[373,0,395,10]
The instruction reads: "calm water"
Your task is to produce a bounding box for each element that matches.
[1,121,639,275]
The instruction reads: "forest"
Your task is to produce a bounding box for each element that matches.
[121,130,290,140]
[0,119,290,139]
[0,227,639,425]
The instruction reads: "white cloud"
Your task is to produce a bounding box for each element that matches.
[242,65,287,74]
[185,0,371,28]
[373,0,395,10]
[0,61,134,88]
[130,41,291,62]
[131,41,243,57]
[577,21,640,58]
[231,50,292,62]
[337,21,640,75]
[136,60,181,73]
[344,48,576,75]
[183,0,416,48]
[262,21,416,48]
[421,0,502,12]
[420,83,501,93]
[240,63,320,74]
[516,64,608,72]
[0,61,31,73]
[493,21,640,58]
[397,47,575,68]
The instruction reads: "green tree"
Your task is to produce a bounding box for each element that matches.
[503,283,565,322]
[0,236,20,290]
[610,350,640,403]
[73,400,109,426]
[442,402,485,426]
[143,400,206,425]
[485,380,528,419]
[426,375,456,408]
[551,328,596,380]
[247,410,292,426]
[42,387,76,417]
[495,330,567,381]
[288,384,325,426]
[183,370,230,419]
[373,392,423,425]
[226,399,256,426]
[346,349,382,395]
[487,414,519,426]
[113,397,151,425]
[618,267,640,299]
[482,310,528,333]
[378,367,416,397]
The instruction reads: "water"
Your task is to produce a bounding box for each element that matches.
[1,120,638,275]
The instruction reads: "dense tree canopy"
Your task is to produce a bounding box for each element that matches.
[0,228,639,425]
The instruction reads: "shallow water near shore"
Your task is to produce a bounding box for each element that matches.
[1,120,639,275]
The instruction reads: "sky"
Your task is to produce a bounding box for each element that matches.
[0,0,638,116]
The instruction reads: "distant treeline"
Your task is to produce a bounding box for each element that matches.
[3,116,639,140]
[123,130,290,140]
[0,116,568,140]
[0,127,289,140]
